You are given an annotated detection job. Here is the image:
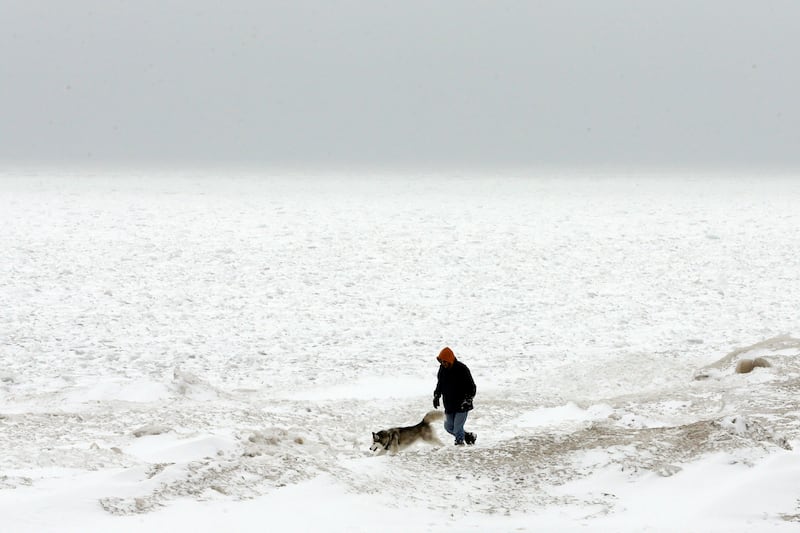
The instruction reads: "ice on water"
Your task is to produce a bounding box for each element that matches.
[2,172,800,531]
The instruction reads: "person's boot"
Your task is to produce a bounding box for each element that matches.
[465,432,477,445]
[454,439,465,446]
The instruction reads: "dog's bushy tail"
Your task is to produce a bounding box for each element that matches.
[423,410,444,424]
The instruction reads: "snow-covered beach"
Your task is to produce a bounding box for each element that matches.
[2,172,799,531]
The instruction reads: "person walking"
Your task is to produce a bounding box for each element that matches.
[433,346,477,446]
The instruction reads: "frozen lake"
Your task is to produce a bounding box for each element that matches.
[1,172,799,531]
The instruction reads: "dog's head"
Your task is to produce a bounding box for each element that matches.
[370,430,388,452]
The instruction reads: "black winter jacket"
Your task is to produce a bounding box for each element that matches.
[434,360,477,413]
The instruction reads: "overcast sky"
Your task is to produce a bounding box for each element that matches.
[1,1,798,172]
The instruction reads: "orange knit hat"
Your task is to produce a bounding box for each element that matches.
[437,347,455,364]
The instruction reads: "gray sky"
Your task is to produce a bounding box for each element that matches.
[2,1,799,172]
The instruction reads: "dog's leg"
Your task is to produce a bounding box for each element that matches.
[425,433,444,447]
[420,427,444,447]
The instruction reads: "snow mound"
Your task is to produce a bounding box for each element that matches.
[171,369,221,401]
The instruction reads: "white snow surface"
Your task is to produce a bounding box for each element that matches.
[2,171,800,532]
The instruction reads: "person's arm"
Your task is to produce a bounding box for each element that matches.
[433,368,442,408]
[466,366,476,399]
[434,367,444,396]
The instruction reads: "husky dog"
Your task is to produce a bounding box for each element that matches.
[370,411,444,454]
